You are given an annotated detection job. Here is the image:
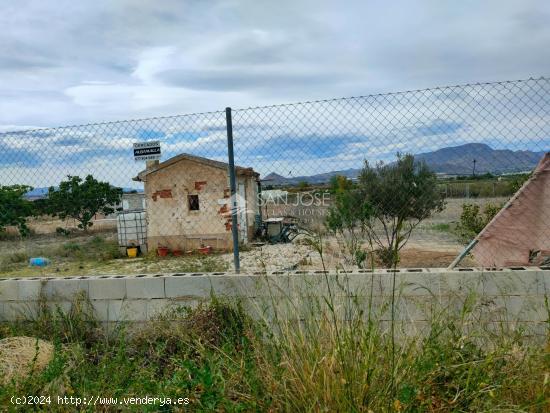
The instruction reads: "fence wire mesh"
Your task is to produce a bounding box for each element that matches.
[0,77,549,275]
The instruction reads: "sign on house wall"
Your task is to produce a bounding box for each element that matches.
[134,141,161,161]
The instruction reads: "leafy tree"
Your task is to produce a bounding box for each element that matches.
[329,175,354,193]
[326,189,372,267]
[47,175,122,230]
[510,172,530,193]
[326,154,445,267]
[359,154,446,266]
[31,197,50,217]
[0,185,34,236]
[457,203,501,239]
[297,180,310,190]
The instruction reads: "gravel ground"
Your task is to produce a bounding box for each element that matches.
[221,241,314,272]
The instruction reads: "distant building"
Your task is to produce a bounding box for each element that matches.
[133,153,260,251]
[121,192,146,211]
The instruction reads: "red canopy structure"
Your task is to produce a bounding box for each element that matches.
[455,153,550,268]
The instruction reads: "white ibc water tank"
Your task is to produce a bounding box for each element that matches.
[117,211,147,252]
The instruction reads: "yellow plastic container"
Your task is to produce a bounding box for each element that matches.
[127,247,138,258]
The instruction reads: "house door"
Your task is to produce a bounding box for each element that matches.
[237,178,248,242]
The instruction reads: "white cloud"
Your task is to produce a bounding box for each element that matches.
[0,0,549,187]
[0,0,547,127]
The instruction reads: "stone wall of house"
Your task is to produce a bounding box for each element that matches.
[143,159,257,252]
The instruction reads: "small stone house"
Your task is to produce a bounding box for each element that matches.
[133,153,260,252]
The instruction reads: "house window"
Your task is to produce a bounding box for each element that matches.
[188,195,200,211]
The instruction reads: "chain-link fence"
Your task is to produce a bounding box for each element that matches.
[0,77,549,275]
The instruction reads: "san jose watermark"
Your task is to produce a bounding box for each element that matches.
[227,190,332,226]
[260,191,332,225]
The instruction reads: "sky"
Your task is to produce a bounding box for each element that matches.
[0,0,549,187]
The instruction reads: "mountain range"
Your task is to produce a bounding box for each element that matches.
[262,143,547,186]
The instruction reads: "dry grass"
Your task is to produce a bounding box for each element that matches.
[0,337,54,385]
[0,287,548,411]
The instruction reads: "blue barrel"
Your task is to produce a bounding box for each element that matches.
[29,257,50,267]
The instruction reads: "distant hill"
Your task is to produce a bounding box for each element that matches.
[414,143,546,175]
[262,169,359,186]
[263,143,547,186]
[24,187,51,200]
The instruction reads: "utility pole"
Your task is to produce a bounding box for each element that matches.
[472,159,477,177]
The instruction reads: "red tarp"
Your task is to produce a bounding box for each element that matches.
[471,153,550,267]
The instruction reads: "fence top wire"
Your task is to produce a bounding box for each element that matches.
[0,76,547,136]
[0,108,226,137]
[0,75,549,273]
[231,76,549,111]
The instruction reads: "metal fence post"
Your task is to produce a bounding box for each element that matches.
[225,107,240,273]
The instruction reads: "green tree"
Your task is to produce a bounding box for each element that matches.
[297,180,310,190]
[457,202,501,239]
[326,154,445,267]
[329,175,354,193]
[0,185,34,236]
[47,175,122,230]
[31,197,50,217]
[359,154,446,266]
[326,189,372,267]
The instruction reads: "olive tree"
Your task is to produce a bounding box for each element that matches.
[47,175,122,230]
[327,154,445,267]
[326,189,373,267]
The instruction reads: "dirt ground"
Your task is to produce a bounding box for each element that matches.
[1,197,499,277]
[0,232,468,277]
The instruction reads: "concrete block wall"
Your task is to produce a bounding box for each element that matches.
[0,268,549,333]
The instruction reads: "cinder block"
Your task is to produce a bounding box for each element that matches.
[478,271,523,295]
[3,301,38,321]
[126,277,165,299]
[438,272,483,295]
[165,276,212,298]
[251,274,296,297]
[538,270,550,294]
[18,279,47,300]
[89,278,126,300]
[487,295,547,322]
[42,279,89,301]
[0,279,19,301]
[167,297,200,311]
[46,301,73,315]
[396,273,441,297]
[118,300,148,321]
[107,300,123,322]
[164,275,245,298]
[90,299,109,321]
[147,299,177,319]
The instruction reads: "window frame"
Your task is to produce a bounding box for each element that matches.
[187,194,200,211]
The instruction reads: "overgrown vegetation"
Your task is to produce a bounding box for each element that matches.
[457,202,502,240]
[0,292,548,412]
[0,235,228,276]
